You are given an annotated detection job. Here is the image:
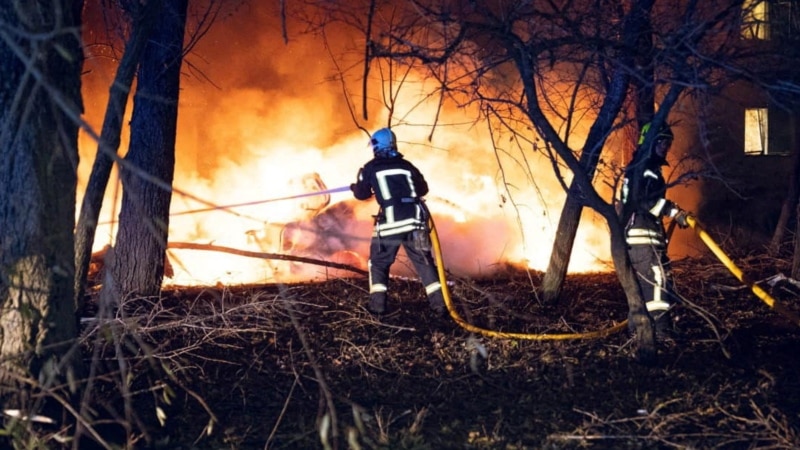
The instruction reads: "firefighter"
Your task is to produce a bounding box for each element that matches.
[620,122,689,337]
[350,127,446,316]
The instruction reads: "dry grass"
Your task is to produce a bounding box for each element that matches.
[6,253,800,449]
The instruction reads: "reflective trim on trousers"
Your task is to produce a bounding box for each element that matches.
[370,283,387,294]
[645,262,670,312]
[652,263,663,303]
[425,281,442,295]
[646,300,670,313]
[368,260,388,294]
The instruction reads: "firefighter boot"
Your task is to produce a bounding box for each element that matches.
[653,310,678,342]
[368,293,386,316]
[429,291,446,317]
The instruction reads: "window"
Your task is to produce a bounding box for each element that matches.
[744,107,794,155]
[744,108,768,154]
[742,0,769,39]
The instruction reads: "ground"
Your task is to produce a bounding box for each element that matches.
[75,252,800,449]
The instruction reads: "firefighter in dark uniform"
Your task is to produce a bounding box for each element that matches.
[620,122,689,336]
[350,127,446,316]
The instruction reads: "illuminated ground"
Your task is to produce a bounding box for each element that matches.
[79,254,800,449]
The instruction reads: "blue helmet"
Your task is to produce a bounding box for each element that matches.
[370,128,400,157]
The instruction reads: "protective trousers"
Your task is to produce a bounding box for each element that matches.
[627,243,675,317]
[367,232,445,313]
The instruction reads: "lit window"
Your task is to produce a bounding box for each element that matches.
[744,108,768,155]
[742,0,769,39]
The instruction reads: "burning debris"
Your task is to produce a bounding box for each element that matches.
[247,201,369,279]
[235,172,369,280]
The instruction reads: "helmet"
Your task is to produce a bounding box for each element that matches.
[637,122,673,145]
[370,128,399,157]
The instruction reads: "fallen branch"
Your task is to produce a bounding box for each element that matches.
[167,241,368,276]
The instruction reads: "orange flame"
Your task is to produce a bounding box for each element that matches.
[78,6,627,286]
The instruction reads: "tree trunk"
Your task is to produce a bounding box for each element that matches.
[108,0,188,300]
[633,0,655,129]
[0,0,85,424]
[539,0,654,304]
[539,187,583,301]
[74,1,163,309]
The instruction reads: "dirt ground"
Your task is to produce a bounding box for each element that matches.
[76,252,800,450]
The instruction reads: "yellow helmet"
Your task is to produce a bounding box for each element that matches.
[638,122,673,145]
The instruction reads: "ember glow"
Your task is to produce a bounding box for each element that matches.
[77,5,621,287]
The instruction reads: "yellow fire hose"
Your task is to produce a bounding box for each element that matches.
[428,216,628,340]
[685,215,800,327]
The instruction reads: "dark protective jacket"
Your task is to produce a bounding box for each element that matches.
[620,151,679,246]
[351,154,429,237]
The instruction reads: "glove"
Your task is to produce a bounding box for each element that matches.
[349,183,356,192]
[674,209,690,229]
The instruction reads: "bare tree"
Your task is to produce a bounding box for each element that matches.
[74,1,163,309]
[0,0,85,433]
[107,0,189,300]
[76,1,231,304]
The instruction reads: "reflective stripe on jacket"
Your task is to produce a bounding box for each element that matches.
[621,152,678,245]
[352,155,429,237]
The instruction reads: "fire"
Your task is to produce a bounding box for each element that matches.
[77,6,618,287]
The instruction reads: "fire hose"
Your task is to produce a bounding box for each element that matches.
[685,215,800,327]
[427,213,628,340]
[429,211,800,339]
